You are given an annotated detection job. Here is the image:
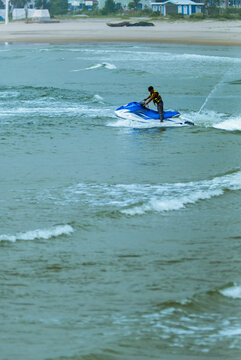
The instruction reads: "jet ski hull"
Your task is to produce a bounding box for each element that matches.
[115,102,194,127]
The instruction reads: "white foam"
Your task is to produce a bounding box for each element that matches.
[182,110,241,132]
[180,110,227,128]
[0,91,20,99]
[136,305,241,351]
[220,285,241,299]
[102,62,116,70]
[0,225,74,242]
[219,328,241,337]
[71,68,86,72]
[109,108,230,129]
[213,117,241,131]
[121,189,223,215]
[85,62,116,70]
[174,53,241,64]
[0,106,83,118]
[72,62,116,72]
[76,48,241,64]
[39,47,85,53]
[93,94,104,103]
[53,170,241,216]
[111,107,241,131]
[109,116,184,129]
[0,103,114,120]
[108,118,139,128]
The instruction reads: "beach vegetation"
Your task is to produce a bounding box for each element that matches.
[151,11,161,17]
[48,0,68,15]
[204,6,241,20]
[189,13,206,20]
[0,0,4,8]
[35,0,48,9]
[73,7,152,18]
[42,0,241,21]
[226,8,241,18]
[11,0,28,7]
[128,0,140,10]
[133,8,152,16]
[166,13,186,21]
[56,9,241,21]
[101,0,117,14]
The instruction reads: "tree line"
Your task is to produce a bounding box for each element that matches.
[0,0,143,16]
[0,0,68,16]
[2,0,240,18]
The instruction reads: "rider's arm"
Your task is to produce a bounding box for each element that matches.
[144,94,154,106]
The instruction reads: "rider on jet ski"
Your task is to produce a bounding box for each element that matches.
[144,86,164,122]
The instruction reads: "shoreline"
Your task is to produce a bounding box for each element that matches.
[1,19,241,46]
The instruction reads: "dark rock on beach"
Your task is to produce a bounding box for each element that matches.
[107,21,154,27]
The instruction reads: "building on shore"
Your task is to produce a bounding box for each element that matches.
[97,0,152,9]
[68,0,99,10]
[151,0,204,15]
[68,0,152,10]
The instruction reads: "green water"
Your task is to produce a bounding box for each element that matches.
[0,42,241,360]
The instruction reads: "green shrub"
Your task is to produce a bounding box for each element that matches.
[48,0,68,16]
[189,13,206,21]
[151,11,161,17]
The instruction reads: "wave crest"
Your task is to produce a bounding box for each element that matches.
[71,62,117,72]
[0,225,74,243]
[214,117,241,131]
[46,170,241,216]
[220,284,241,299]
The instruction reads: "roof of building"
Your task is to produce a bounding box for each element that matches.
[152,0,204,5]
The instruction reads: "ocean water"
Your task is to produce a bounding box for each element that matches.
[0,42,241,360]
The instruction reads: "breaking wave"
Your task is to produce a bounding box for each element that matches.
[93,94,105,103]
[0,224,74,243]
[44,170,241,216]
[172,52,241,64]
[73,47,241,64]
[0,90,20,99]
[71,62,117,72]
[213,117,241,131]
[220,284,241,299]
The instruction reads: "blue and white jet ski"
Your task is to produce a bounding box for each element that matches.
[115,102,194,127]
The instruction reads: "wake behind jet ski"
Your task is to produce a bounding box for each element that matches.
[115,102,194,127]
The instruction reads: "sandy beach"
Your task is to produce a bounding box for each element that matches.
[0,18,241,45]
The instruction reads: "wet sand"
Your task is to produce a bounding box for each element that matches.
[0,18,241,45]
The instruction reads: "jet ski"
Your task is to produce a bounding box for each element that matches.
[115,102,194,127]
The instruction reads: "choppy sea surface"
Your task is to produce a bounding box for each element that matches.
[0,42,241,360]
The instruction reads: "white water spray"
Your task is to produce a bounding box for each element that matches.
[198,82,220,114]
[198,69,231,114]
